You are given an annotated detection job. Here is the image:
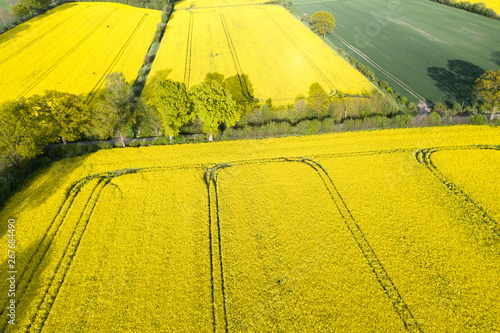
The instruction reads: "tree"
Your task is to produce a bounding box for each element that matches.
[130,97,161,137]
[28,91,91,145]
[95,73,134,147]
[191,81,242,141]
[433,102,447,114]
[0,99,51,169]
[310,11,335,39]
[0,8,14,27]
[12,3,29,20]
[307,82,330,116]
[474,70,500,121]
[152,79,195,142]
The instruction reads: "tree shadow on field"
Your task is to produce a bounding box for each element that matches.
[0,24,31,47]
[0,3,78,47]
[492,51,500,67]
[428,60,485,105]
[0,155,86,240]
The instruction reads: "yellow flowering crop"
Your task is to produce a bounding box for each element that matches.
[1,125,499,331]
[466,0,500,14]
[146,2,376,105]
[0,3,160,104]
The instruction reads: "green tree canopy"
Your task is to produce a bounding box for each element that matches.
[0,99,50,169]
[307,82,330,116]
[191,81,242,141]
[474,70,500,121]
[12,3,30,20]
[310,11,336,39]
[28,91,91,144]
[130,97,161,137]
[152,79,195,142]
[94,72,135,147]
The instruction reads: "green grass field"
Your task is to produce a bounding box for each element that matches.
[292,0,500,105]
[0,0,9,10]
[0,0,11,30]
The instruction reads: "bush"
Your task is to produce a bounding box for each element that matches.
[433,102,447,114]
[262,121,280,137]
[390,114,413,128]
[379,81,389,89]
[321,117,337,133]
[150,137,170,145]
[138,139,150,146]
[128,139,140,147]
[147,42,160,57]
[452,103,462,114]
[429,112,442,126]
[470,114,488,125]
[276,121,292,135]
[97,141,113,150]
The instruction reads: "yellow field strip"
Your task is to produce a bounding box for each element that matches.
[0,3,160,103]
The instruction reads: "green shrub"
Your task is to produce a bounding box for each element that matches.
[128,139,140,147]
[390,114,413,128]
[150,137,170,145]
[433,102,447,114]
[97,141,113,150]
[470,114,488,125]
[379,81,389,89]
[139,139,150,146]
[429,112,442,126]
[321,117,337,133]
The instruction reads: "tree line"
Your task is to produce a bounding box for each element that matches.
[0,72,246,169]
[431,0,499,20]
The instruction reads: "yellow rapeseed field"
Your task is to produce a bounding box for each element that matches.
[1,125,499,331]
[0,3,160,104]
[466,0,500,14]
[146,2,376,105]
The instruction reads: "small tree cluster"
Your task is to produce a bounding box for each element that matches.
[309,11,335,38]
[151,79,243,142]
[0,72,155,168]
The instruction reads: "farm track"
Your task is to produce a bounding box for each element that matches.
[332,32,425,102]
[0,176,103,331]
[85,13,149,103]
[416,145,500,237]
[184,12,194,87]
[14,144,498,331]
[17,8,119,99]
[8,165,202,331]
[0,5,92,65]
[205,156,421,332]
[32,178,111,332]
[266,11,336,95]
[219,12,255,101]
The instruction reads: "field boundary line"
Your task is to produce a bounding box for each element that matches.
[184,11,194,87]
[17,7,119,99]
[416,145,499,237]
[85,13,150,103]
[0,5,93,65]
[265,9,336,94]
[219,12,255,102]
